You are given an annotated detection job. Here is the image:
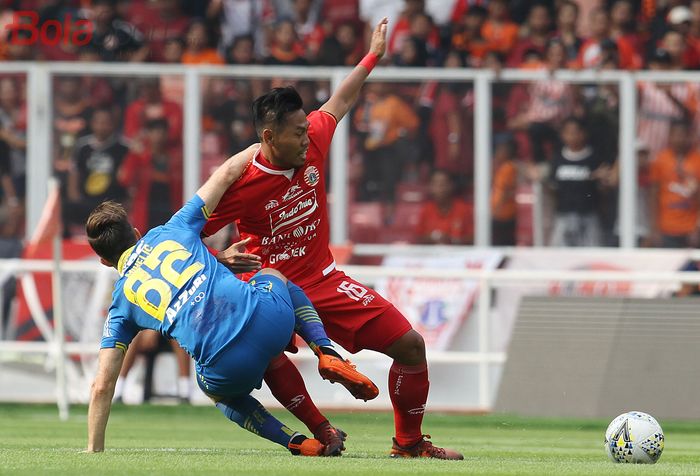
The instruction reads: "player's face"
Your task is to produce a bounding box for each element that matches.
[272,109,310,168]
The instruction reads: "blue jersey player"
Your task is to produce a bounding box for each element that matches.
[85,145,377,456]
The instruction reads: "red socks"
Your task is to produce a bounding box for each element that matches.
[264,353,430,447]
[264,354,327,433]
[389,362,429,447]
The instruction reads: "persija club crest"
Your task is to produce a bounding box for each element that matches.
[304,166,320,187]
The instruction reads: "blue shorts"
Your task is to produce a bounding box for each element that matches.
[195,274,294,398]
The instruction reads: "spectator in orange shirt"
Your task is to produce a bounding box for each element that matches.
[354,82,419,202]
[291,0,326,62]
[415,169,473,245]
[264,19,308,65]
[451,6,490,65]
[181,19,225,64]
[482,0,519,56]
[491,137,518,246]
[648,119,700,248]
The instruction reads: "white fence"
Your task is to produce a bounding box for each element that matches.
[1,247,699,418]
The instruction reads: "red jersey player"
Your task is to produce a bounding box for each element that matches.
[202,18,463,460]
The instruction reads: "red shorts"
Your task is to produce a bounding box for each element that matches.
[302,270,413,353]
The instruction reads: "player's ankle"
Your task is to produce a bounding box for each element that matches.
[318,345,342,359]
[288,432,308,455]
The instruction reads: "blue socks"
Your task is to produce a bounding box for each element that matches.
[215,394,296,448]
[286,281,332,351]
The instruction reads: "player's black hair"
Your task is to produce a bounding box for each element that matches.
[86,201,137,266]
[561,116,587,132]
[252,86,304,137]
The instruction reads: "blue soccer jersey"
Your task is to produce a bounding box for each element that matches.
[100,195,258,367]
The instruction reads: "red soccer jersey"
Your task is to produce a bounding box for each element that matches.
[203,110,337,287]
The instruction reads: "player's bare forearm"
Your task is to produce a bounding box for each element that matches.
[196,144,259,212]
[320,18,387,122]
[87,348,124,452]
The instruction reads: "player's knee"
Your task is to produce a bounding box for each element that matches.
[91,379,113,398]
[386,330,426,366]
[257,268,287,283]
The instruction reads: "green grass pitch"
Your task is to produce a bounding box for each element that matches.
[2,404,700,475]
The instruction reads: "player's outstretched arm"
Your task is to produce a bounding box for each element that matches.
[319,17,387,123]
[196,143,259,213]
[87,348,125,452]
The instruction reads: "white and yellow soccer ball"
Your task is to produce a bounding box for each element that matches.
[604,411,664,464]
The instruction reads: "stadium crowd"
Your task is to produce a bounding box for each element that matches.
[0,0,700,248]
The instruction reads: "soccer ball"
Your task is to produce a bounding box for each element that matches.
[604,411,664,464]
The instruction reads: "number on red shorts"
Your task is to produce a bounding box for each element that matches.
[337,280,368,301]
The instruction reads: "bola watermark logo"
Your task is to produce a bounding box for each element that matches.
[5,11,93,47]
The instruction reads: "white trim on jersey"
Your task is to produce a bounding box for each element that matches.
[322,260,336,276]
[252,148,295,180]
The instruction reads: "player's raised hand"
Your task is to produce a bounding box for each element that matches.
[216,237,262,273]
[369,17,388,58]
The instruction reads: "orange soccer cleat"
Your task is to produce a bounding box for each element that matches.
[316,347,379,401]
[288,433,326,456]
[390,435,464,460]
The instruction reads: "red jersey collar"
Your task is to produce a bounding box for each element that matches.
[252,147,295,180]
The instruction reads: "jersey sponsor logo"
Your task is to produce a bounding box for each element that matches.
[304,165,320,187]
[265,199,279,210]
[336,280,375,306]
[270,189,318,235]
[260,218,321,246]
[282,184,303,202]
[269,246,306,264]
[165,273,208,323]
